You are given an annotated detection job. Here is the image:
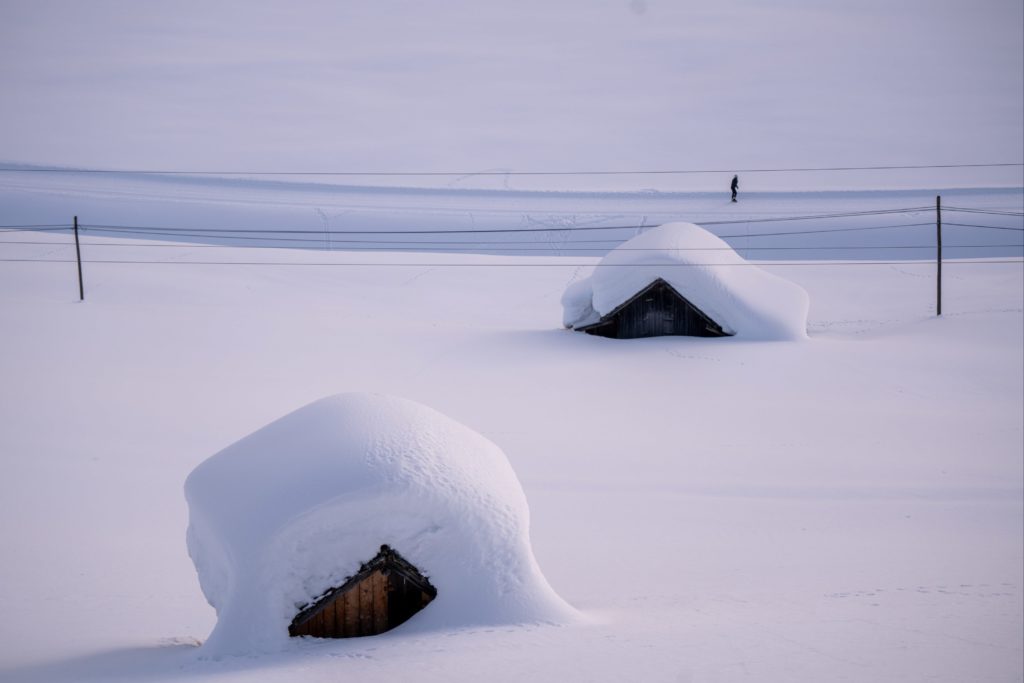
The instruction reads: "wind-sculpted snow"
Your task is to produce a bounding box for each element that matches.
[184,393,574,655]
[562,222,810,340]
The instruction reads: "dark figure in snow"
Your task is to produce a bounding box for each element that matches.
[730,174,739,202]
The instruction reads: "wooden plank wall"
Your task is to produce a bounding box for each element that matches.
[585,280,728,339]
[293,569,392,638]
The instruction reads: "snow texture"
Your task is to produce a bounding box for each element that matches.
[1,184,1021,682]
[185,393,574,655]
[562,222,810,340]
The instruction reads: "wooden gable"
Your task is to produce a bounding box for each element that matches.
[578,278,730,339]
[289,545,436,639]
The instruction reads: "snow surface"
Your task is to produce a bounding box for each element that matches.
[3,170,1020,260]
[185,393,573,655]
[1,2,1021,191]
[562,222,809,340]
[0,184,1021,682]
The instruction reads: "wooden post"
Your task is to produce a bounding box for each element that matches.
[936,196,942,316]
[73,215,84,301]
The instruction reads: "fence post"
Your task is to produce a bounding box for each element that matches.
[935,196,942,316]
[73,215,84,301]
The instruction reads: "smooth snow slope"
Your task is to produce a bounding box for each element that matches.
[1,2,1021,190]
[0,216,1021,681]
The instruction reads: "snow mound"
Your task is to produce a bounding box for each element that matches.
[185,393,574,655]
[562,222,809,340]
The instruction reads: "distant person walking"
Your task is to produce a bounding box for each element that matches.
[730,174,739,202]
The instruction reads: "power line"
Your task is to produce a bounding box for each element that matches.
[0,228,70,233]
[81,224,644,238]
[72,221,934,244]
[943,206,1024,217]
[945,223,1024,232]
[0,219,947,249]
[6,216,1013,249]
[2,208,1013,248]
[1,163,1021,176]
[4,239,1020,252]
[0,229,934,247]
[0,226,932,246]
[76,208,933,236]
[717,222,933,238]
[704,208,934,226]
[3,258,1021,267]
[0,206,972,241]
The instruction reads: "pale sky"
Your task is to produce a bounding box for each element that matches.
[1,0,1021,190]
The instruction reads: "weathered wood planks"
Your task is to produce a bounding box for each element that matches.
[288,545,437,639]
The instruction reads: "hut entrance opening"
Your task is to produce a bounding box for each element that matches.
[579,278,730,339]
[289,545,437,639]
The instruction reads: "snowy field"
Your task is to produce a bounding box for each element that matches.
[1,181,1022,682]
[3,0,1022,678]
[2,168,1023,259]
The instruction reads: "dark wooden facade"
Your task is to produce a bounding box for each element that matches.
[578,278,730,339]
[289,545,436,639]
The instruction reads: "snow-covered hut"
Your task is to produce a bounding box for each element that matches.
[184,393,574,655]
[562,222,809,340]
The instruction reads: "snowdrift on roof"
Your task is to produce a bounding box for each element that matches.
[562,222,809,340]
[184,393,574,655]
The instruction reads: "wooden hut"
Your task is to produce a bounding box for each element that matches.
[577,278,730,339]
[289,545,436,638]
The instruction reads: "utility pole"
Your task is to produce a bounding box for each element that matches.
[935,196,942,316]
[73,215,84,301]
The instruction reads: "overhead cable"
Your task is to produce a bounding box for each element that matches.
[3,258,1021,267]
[1,162,1021,176]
